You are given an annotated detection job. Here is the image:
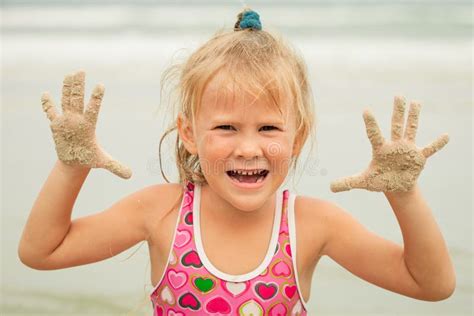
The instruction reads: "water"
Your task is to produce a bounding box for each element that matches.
[1,1,472,315]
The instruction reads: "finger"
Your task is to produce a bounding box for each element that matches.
[330,173,367,192]
[61,73,74,113]
[70,70,86,113]
[85,83,105,126]
[403,101,421,142]
[391,95,406,141]
[422,134,449,158]
[363,110,384,151]
[102,157,132,179]
[41,91,58,121]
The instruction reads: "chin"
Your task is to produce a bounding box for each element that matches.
[204,173,279,212]
[228,199,266,213]
[223,187,273,213]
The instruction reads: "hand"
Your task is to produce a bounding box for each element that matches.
[330,96,449,192]
[41,70,132,179]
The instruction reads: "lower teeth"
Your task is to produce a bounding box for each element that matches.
[231,174,265,183]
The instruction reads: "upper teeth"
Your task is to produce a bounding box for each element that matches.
[232,169,263,175]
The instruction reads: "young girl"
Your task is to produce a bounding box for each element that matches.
[18,8,456,315]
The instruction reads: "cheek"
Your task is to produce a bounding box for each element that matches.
[200,134,233,155]
[264,138,293,166]
[198,134,233,173]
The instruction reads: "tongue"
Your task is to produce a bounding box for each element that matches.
[234,174,259,183]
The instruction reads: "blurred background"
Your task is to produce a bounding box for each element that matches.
[1,0,472,315]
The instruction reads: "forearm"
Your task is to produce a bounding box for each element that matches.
[18,160,90,264]
[384,185,456,297]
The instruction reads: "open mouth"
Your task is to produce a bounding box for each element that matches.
[226,169,269,184]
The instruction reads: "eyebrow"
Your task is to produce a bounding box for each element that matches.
[210,117,286,125]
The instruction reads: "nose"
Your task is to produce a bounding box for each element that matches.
[234,134,263,159]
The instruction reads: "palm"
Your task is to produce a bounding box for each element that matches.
[331,96,449,192]
[41,71,132,179]
[50,112,100,165]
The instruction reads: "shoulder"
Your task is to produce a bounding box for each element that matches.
[136,182,183,202]
[292,194,347,256]
[133,183,184,243]
[293,194,341,228]
[122,183,183,236]
[136,182,184,217]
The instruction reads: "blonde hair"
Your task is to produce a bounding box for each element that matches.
[159,10,316,186]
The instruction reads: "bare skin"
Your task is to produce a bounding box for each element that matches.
[19,75,455,307]
[330,96,449,192]
[18,71,135,268]
[41,70,131,179]
[326,96,455,301]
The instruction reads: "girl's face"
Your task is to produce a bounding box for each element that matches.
[180,72,300,213]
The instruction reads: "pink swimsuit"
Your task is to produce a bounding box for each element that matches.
[149,182,308,315]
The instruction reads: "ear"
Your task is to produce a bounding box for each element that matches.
[177,113,198,155]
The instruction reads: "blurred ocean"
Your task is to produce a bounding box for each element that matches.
[1,0,472,315]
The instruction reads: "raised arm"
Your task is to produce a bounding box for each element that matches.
[322,96,455,301]
[18,70,144,269]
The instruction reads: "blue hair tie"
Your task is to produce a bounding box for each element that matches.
[235,10,262,31]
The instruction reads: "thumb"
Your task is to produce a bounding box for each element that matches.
[98,151,132,179]
[330,177,352,193]
[330,173,367,193]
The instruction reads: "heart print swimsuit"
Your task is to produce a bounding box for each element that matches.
[149,182,309,315]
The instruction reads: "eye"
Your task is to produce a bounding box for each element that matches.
[260,125,278,131]
[216,125,235,131]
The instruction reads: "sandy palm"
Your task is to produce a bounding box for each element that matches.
[330,96,449,192]
[41,70,132,179]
